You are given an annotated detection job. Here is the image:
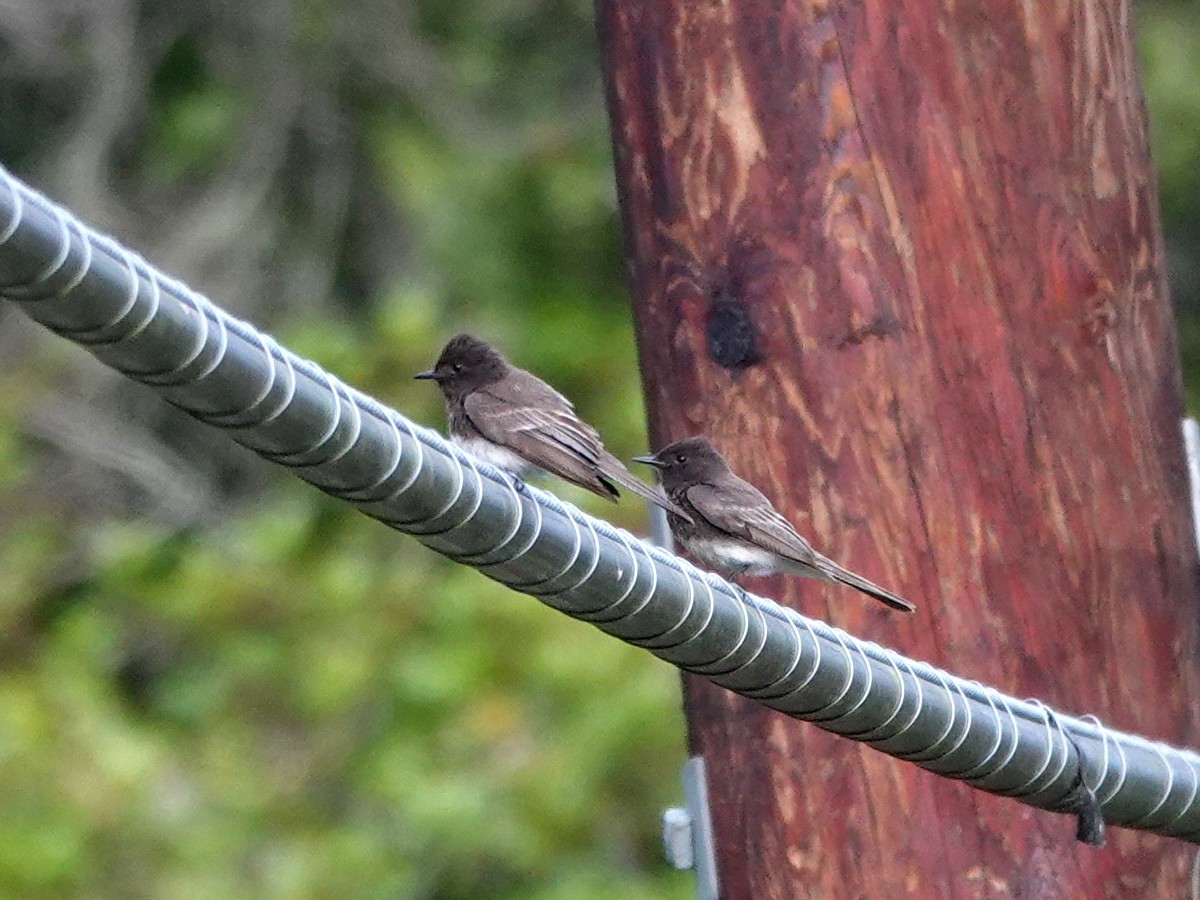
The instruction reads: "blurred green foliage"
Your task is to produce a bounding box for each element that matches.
[0,1,1197,897]
[1141,0,1200,405]
[0,1,688,897]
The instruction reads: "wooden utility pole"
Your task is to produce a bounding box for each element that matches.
[598,1,1200,896]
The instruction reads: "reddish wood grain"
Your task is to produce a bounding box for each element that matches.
[597,0,1200,896]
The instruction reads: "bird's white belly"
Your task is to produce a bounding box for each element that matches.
[453,435,531,475]
[685,537,780,575]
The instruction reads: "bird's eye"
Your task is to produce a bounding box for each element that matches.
[675,453,687,464]
[452,363,464,373]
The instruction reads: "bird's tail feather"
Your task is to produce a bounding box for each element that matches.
[599,458,694,522]
[822,559,915,612]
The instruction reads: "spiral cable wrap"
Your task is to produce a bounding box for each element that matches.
[4,163,1200,844]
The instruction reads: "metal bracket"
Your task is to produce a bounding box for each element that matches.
[1183,418,1200,555]
[662,756,719,900]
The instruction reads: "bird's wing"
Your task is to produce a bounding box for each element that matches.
[464,369,692,516]
[687,479,915,611]
[463,373,616,496]
[684,478,822,569]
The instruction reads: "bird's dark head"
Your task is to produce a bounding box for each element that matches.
[415,333,509,398]
[634,436,729,489]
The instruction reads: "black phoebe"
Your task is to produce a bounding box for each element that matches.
[416,334,686,517]
[634,436,915,612]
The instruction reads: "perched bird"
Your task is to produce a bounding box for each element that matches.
[416,333,685,517]
[634,436,914,612]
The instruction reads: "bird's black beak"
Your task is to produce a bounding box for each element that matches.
[632,454,664,469]
[413,370,437,381]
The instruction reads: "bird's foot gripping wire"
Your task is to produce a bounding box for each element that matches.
[725,566,751,603]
